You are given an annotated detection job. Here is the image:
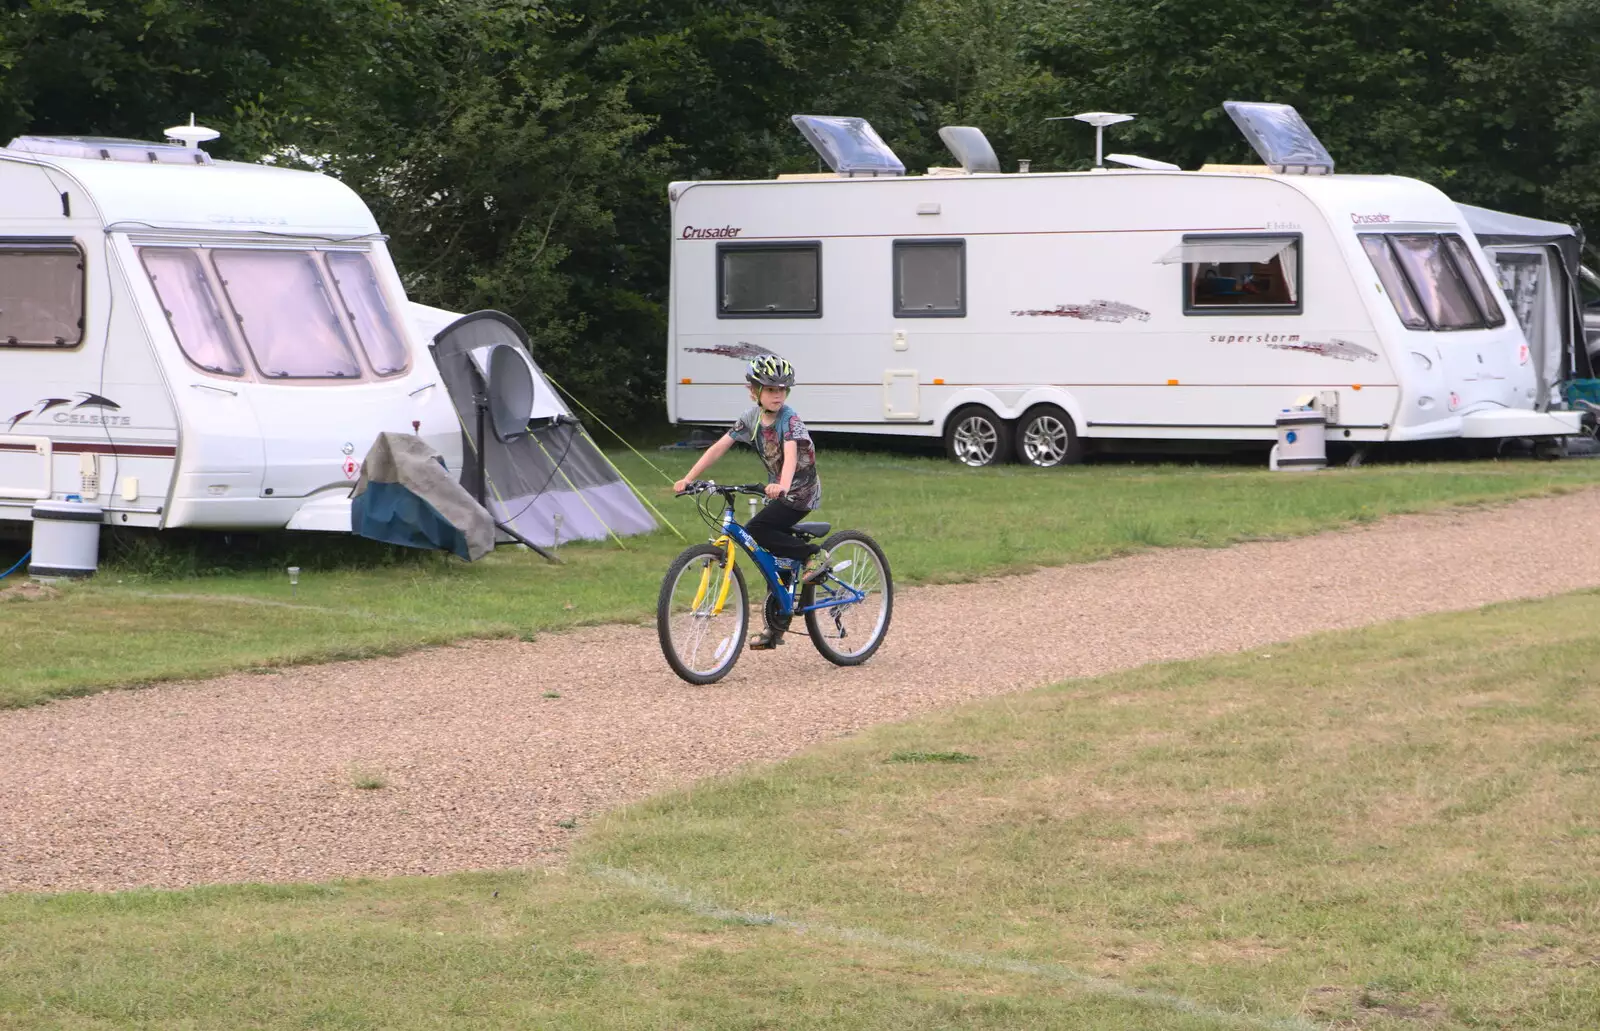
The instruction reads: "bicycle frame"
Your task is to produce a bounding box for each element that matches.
[704,495,866,619]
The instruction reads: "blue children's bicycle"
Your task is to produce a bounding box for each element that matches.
[658,481,894,684]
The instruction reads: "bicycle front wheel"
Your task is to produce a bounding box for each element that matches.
[803,530,893,666]
[658,543,750,684]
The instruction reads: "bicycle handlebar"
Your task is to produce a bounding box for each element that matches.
[674,480,768,498]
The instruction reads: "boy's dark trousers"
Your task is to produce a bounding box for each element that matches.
[747,498,822,562]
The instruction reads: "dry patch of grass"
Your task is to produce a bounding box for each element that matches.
[0,579,57,602]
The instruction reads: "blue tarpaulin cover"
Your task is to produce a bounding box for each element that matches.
[351,432,495,561]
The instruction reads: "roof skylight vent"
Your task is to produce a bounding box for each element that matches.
[1222,101,1334,175]
[791,115,905,177]
[1106,153,1180,171]
[936,126,1000,174]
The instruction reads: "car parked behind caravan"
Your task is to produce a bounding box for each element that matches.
[665,104,1578,466]
[0,128,462,531]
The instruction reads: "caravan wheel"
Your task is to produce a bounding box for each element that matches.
[945,406,1011,467]
[1015,405,1084,467]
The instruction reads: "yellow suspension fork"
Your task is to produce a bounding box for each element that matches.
[690,535,738,614]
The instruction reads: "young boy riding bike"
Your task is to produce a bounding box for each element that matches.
[673,355,828,649]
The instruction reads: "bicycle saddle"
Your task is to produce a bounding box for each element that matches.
[793,521,831,539]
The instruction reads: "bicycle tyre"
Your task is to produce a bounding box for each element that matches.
[803,529,893,666]
[658,543,749,685]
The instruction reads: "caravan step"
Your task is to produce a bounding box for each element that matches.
[1457,408,1581,439]
[285,490,354,532]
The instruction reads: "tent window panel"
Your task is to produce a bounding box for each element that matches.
[1443,234,1506,328]
[139,248,244,375]
[894,239,965,316]
[212,249,362,378]
[1359,234,1430,330]
[1387,235,1486,331]
[1177,235,1301,314]
[718,243,821,317]
[328,251,410,375]
[0,245,84,348]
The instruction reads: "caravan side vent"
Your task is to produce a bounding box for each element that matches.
[6,135,214,165]
[937,126,1001,174]
[1222,101,1333,175]
[791,115,905,178]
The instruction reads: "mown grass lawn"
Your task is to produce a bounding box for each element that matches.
[2,591,1596,1029]
[4,447,1600,707]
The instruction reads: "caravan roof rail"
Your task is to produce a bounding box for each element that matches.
[6,134,214,165]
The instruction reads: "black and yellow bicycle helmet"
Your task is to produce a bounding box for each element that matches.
[746,354,796,389]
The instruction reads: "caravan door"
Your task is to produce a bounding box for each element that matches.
[138,246,267,515]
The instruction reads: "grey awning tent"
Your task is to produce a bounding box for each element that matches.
[1457,202,1592,395]
[412,305,657,549]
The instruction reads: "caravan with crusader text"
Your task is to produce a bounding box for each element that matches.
[665,103,1580,466]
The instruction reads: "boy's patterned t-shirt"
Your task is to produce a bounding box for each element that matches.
[727,404,822,510]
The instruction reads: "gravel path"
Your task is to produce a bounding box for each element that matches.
[5,490,1600,894]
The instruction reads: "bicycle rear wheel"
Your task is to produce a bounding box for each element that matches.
[803,530,893,666]
[658,543,750,684]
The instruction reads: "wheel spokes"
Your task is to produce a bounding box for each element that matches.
[956,417,996,465]
[1025,416,1069,464]
[812,542,888,655]
[668,556,742,675]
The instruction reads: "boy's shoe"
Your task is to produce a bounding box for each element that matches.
[800,549,832,584]
[748,629,785,650]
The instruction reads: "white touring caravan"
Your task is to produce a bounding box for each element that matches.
[0,128,462,531]
[666,103,1580,465]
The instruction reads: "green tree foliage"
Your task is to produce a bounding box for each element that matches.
[567,0,909,179]
[0,0,395,150]
[1027,0,1600,232]
[287,0,670,420]
[856,0,1076,174]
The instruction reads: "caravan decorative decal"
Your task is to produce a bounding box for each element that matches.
[1010,300,1151,323]
[7,392,128,431]
[7,397,71,431]
[1267,338,1379,363]
[684,341,785,361]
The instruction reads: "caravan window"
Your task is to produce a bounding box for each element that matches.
[212,250,361,378]
[1363,233,1507,331]
[140,248,245,375]
[0,241,84,348]
[1171,234,1301,314]
[328,251,409,376]
[1358,235,1429,329]
[718,242,821,318]
[1444,235,1507,328]
[893,239,965,317]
